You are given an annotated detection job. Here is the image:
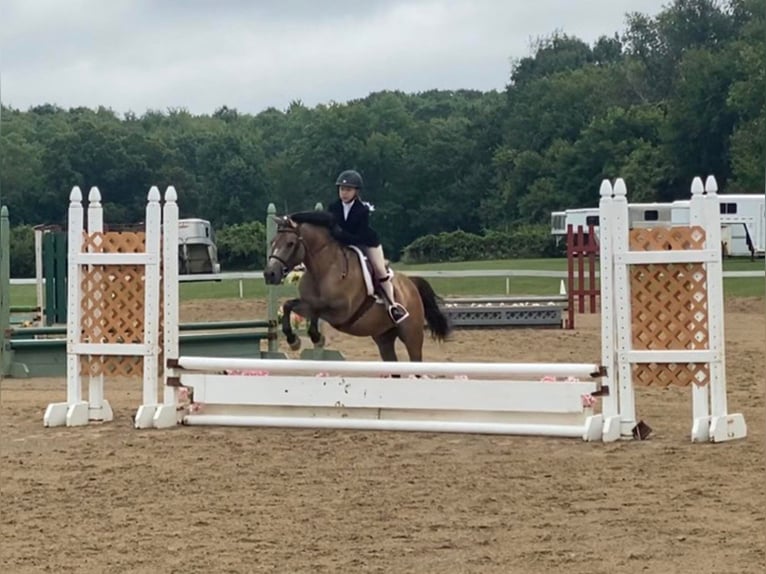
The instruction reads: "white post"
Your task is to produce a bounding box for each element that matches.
[34,228,44,325]
[66,187,88,424]
[86,187,112,422]
[696,175,745,442]
[610,178,637,439]
[149,186,181,429]
[688,176,712,441]
[143,187,162,405]
[598,179,621,441]
[133,187,165,428]
[43,187,89,427]
[702,176,727,437]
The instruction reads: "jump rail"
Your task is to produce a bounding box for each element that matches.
[162,364,606,440]
[169,356,602,379]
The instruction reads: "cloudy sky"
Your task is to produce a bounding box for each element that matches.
[1,0,668,116]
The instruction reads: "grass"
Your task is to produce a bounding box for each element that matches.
[7,257,764,307]
[393,258,569,272]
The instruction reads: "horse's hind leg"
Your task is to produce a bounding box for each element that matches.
[398,322,424,362]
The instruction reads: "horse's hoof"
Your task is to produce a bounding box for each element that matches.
[310,334,325,347]
[288,337,302,351]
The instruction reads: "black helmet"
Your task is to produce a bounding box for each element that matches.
[335,169,363,189]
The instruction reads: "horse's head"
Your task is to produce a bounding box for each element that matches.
[264,216,306,285]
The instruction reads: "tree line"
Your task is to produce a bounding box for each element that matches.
[1,0,763,275]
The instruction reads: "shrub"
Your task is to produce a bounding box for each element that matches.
[215,220,267,270]
[400,225,562,263]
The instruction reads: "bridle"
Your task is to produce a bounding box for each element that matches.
[268,220,337,277]
[268,225,303,276]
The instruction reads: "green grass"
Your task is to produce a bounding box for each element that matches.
[393,258,569,272]
[9,285,36,307]
[7,258,764,307]
[722,277,766,298]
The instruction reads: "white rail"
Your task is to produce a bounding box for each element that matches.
[174,356,602,379]
[10,268,763,285]
[181,415,597,438]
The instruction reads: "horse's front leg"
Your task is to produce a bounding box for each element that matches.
[281,298,303,351]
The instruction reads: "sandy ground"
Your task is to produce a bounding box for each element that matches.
[1,296,765,574]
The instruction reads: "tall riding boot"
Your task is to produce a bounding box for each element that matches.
[380,276,409,324]
[367,245,409,324]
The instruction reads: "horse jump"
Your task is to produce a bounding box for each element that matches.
[44,176,747,443]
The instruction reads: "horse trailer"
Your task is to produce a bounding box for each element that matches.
[670,195,765,258]
[551,194,765,258]
[550,203,674,236]
[178,218,221,274]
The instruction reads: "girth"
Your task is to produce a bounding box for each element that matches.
[331,294,376,331]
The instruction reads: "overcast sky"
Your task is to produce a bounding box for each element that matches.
[1,0,669,117]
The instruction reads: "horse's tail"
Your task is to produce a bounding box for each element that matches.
[409,276,452,342]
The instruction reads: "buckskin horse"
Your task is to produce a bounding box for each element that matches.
[263,212,452,362]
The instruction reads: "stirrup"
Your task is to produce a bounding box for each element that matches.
[388,303,409,324]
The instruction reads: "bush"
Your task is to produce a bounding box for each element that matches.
[401,225,562,264]
[8,225,36,277]
[215,220,267,270]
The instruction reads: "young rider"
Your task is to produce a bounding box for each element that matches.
[327,169,409,324]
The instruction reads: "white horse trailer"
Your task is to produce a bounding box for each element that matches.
[672,194,765,258]
[550,208,599,236]
[551,203,674,235]
[178,218,221,274]
[552,194,765,257]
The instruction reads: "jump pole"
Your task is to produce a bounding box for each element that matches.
[171,355,601,379]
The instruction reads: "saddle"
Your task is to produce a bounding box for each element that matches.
[347,245,391,303]
[287,246,391,303]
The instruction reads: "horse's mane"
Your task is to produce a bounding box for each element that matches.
[286,210,335,229]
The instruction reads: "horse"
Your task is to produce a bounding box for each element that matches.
[263,213,452,362]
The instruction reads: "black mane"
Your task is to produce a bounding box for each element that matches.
[287,210,335,229]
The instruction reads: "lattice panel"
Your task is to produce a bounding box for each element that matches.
[628,226,711,388]
[630,263,709,350]
[632,363,710,388]
[78,231,157,378]
[80,355,146,378]
[629,226,706,252]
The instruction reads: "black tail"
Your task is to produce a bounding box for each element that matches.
[410,276,453,341]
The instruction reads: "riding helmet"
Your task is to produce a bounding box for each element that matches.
[335,169,363,189]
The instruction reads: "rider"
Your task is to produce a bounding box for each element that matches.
[327,169,409,324]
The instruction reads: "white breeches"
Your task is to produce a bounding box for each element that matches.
[363,245,390,281]
[363,245,399,305]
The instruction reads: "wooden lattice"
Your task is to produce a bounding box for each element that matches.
[78,231,164,377]
[628,227,710,388]
[630,226,706,251]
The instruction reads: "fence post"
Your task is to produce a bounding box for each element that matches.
[266,203,278,355]
[0,206,10,377]
[566,223,600,329]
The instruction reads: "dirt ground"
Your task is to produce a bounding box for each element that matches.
[1,296,765,574]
